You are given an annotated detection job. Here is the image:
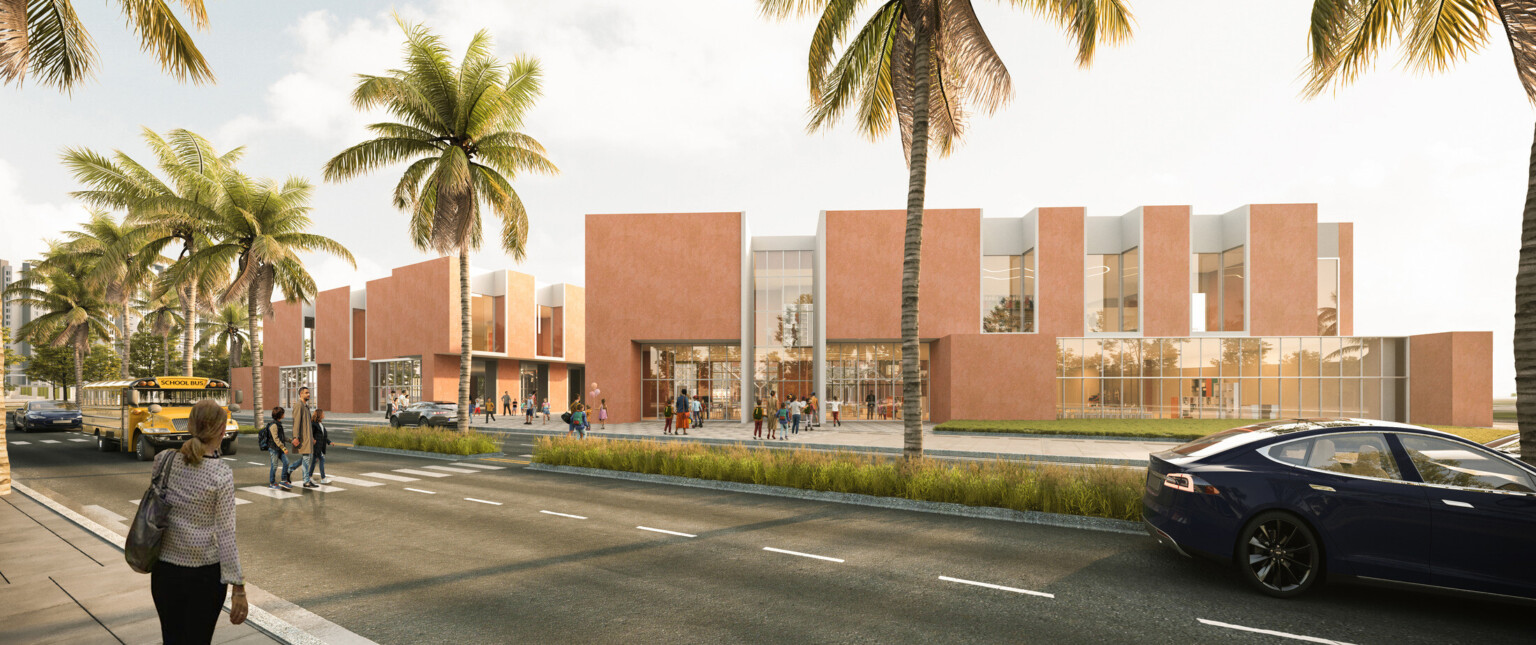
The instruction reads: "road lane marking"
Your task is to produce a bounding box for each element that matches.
[235,498,251,505]
[458,463,505,470]
[11,441,28,445]
[306,484,345,492]
[83,505,126,524]
[247,461,264,466]
[465,498,502,506]
[392,468,451,478]
[40,440,60,444]
[520,454,534,458]
[404,488,436,495]
[360,472,419,482]
[484,457,526,464]
[637,526,696,538]
[222,457,234,460]
[540,510,587,520]
[69,438,89,442]
[938,576,1054,599]
[240,486,301,500]
[324,476,385,487]
[130,500,138,505]
[1197,619,1354,645]
[420,465,480,474]
[763,547,843,563]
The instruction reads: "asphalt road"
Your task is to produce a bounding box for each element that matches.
[5,426,1531,645]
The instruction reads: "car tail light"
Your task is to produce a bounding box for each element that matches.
[1164,473,1220,495]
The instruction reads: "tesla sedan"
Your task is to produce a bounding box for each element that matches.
[1144,419,1536,601]
[10,400,83,432]
[391,402,458,428]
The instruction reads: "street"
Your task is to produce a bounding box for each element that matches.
[6,426,1530,645]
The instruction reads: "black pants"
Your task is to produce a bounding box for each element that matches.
[503,403,512,415]
[151,561,226,645]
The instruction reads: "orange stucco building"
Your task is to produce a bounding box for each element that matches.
[587,206,1491,427]
[231,257,585,416]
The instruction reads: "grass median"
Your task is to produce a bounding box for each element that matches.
[354,425,500,456]
[534,437,1144,522]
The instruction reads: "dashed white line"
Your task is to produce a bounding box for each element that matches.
[324,475,385,487]
[247,461,264,466]
[540,510,587,520]
[404,488,436,495]
[420,465,480,474]
[938,576,1054,599]
[520,454,534,458]
[465,498,502,506]
[359,472,419,482]
[1197,619,1354,644]
[11,441,29,445]
[393,468,451,478]
[221,457,235,460]
[458,463,505,470]
[83,505,126,524]
[763,547,843,563]
[637,526,696,538]
[68,438,89,442]
[39,440,60,444]
[240,486,301,500]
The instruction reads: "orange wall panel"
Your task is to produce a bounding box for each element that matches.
[314,287,351,366]
[265,300,303,367]
[506,272,536,358]
[1409,332,1492,427]
[1037,207,1085,338]
[1141,206,1191,337]
[367,257,456,360]
[1248,204,1318,336]
[935,334,1058,422]
[1338,222,1354,337]
[565,285,586,364]
[824,209,980,339]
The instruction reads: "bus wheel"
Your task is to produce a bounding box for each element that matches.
[135,436,155,461]
[222,437,238,455]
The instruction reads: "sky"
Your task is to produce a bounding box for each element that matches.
[0,1,1526,395]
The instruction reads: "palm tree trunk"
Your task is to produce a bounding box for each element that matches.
[900,12,934,460]
[1,336,9,496]
[1518,117,1536,467]
[73,342,84,405]
[249,288,264,434]
[120,304,132,378]
[182,279,197,377]
[458,249,471,432]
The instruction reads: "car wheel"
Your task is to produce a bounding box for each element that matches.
[135,435,155,462]
[222,437,238,455]
[1236,511,1321,598]
[391,416,401,428]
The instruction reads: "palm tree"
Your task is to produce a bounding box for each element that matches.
[196,303,249,385]
[4,249,115,403]
[1302,1,1536,465]
[324,18,557,431]
[758,0,1133,458]
[0,0,214,91]
[135,292,184,375]
[52,211,157,378]
[189,172,353,430]
[63,127,236,377]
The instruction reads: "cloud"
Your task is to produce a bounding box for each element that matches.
[0,158,91,264]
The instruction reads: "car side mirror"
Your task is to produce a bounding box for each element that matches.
[148,404,162,414]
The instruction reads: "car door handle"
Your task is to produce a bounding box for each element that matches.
[1309,484,1336,492]
[1442,499,1474,509]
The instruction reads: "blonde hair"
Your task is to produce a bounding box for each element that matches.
[179,399,229,467]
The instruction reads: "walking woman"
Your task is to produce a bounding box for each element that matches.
[152,399,247,644]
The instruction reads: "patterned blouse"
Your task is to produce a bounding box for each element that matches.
[157,451,244,585]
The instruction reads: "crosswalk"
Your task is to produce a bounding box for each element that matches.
[149,462,508,507]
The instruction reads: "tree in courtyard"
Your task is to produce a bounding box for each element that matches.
[0,0,214,91]
[1302,0,1536,463]
[757,0,1133,457]
[325,18,557,431]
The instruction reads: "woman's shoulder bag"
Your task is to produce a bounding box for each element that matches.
[125,451,177,574]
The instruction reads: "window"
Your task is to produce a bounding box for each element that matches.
[1086,249,1138,333]
[1192,246,1245,332]
[1399,435,1536,493]
[370,359,420,412]
[754,250,815,410]
[825,342,930,420]
[471,294,500,352]
[536,305,563,358]
[1318,258,1339,336]
[1268,433,1403,480]
[982,255,1023,333]
[642,344,741,419]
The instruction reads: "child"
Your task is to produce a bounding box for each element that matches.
[776,402,790,440]
[542,400,551,424]
[752,402,764,439]
[598,398,608,430]
[663,401,674,434]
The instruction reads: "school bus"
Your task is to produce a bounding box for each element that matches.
[81,377,243,461]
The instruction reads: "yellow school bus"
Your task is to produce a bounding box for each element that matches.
[81,377,243,461]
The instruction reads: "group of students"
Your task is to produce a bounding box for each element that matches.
[561,398,608,438]
[751,393,846,440]
[660,389,714,435]
[261,386,332,490]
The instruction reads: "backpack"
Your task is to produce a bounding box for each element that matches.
[257,422,272,451]
[561,411,573,424]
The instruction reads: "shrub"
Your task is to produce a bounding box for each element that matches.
[534,437,1144,522]
[353,425,499,456]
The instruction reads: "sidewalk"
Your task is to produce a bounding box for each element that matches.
[0,488,273,645]
[296,412,1177,465]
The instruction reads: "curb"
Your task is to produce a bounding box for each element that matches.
[345,445,504,461]
[10,483,334,645]
[524,463,1145,536]
[932,430,1187,443]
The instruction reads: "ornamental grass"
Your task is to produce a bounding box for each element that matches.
[534,437,1144,521]
[354,425,499,456]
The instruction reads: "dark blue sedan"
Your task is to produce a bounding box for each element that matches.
[9,400,83,432]
[1144,419,1536,600]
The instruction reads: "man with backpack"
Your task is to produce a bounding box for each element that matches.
[675,388,690,435]
[261,406,293,491]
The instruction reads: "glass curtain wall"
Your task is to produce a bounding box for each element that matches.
[1057,337,1406,421]
[641,344,742,419]
[371,358,422,411]
[1318,259,1339,336]
[754,250,815,406]
[279,365,317,410]
[825,342,930,420]
[1192,247,1246,332]
[1086,249,1138,332]
[982,251,1035,333]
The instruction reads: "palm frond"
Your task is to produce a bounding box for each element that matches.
[22,0,99,90]
[471,163,527,260]
[116,0,214,84]
[323,136,442,181]
[1404,0,1494,74]
[1303,0,1404,97]
[809,0,903,136]
[392,156,437,210]
[939,0,1012,113]
[1496,0,1536,103]
[0,0,29,85]
[809,0,871,99]
[429,145,476,254]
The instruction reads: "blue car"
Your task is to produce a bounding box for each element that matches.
[1144,419,1536,600]
[9,400,83,432]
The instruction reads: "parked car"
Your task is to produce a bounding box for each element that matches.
[1144,419,1536,600]
[1487,433,1521,458]
[9,400,83,432]
[391,402,458,428]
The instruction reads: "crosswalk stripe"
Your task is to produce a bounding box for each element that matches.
[301,484,345,493]
[420,465,479,474]
[84,505,126,524]
[11,441,28,445]
[240,486,302,499]
[459,463,506,470]
[222,457,235,461]
[324,475,385,487]
[40,440,60,444]
[392,468,451,478]
[235,498,251,505]
[359,472,418,482]
[247,461,264,466]
[68,438,89,442]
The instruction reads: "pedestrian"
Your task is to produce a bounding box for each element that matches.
[484,396,496,423]
[502,391,512,416]
[752,401,764,439]
[700,394,710,424]
[790,396,805,434]
[312,409,332,485]
[263,407,293,491]
[675,388,690,435]
[828,395,842,427]
[573,404,587,439]
[690,395,703,429]
[866,392,876,420]
[566,403,580,438]
[151,399,248,644]
[385,390,396,422]
[663,400,674,434]
[398,390,411,412]
[808,393,820,429]
[290,387,317,489]
[765,394,778,438]
[776,401,790,440]
[598,398,608,430]
[541,399,551,424]
[525,395,536,425]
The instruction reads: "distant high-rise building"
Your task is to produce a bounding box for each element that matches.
[1,259,34,387]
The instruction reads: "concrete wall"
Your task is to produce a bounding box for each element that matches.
[823,209,981,339]
[1409,331,1492,427]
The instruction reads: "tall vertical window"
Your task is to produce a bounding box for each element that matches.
[754,250,814,404]
[1121,248,1139,333]
[1318,258,1339,336]
[982,255,1023,333]
[1086,249,1137,333]
[1192,246,1245,332]
[471,294,498,352]
[302,316,315,363]
[536,305,563,358]
[1022,249,1036,332]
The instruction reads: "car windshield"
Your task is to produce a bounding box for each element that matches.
[29,401,77,411]
[1168,420,1372,460]
[136,389,229,406]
